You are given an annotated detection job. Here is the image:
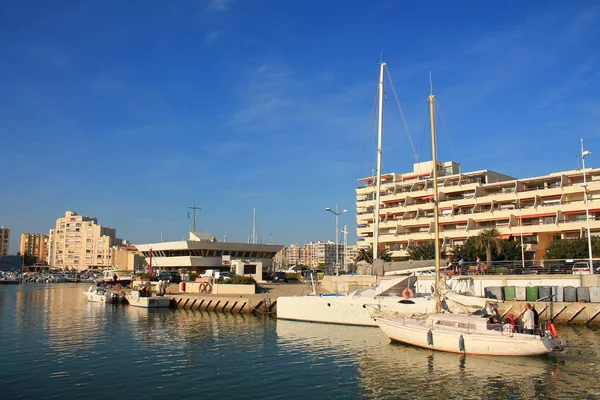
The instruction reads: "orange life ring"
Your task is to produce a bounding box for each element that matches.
[548,323,558,338]
[402,288,414,299]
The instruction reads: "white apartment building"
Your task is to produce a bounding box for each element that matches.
[298,241,345,268]
[357,160,600,261]
[0,227,9,255]
[48,211,122,270]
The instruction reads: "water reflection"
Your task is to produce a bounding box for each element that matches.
[276,320,600,399]
[1,284,599,400]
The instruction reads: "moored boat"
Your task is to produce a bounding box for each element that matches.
[375,76,564,357]
[83,285,121,303]
[125,289,171,309]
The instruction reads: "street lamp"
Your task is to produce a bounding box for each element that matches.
[581,139,594,274]
[325,206,347,275]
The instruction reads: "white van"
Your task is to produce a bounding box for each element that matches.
[200,269,231,281]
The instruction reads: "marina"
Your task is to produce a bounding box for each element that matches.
[1,283,599,399]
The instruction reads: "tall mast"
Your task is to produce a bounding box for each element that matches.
[373,61,385,263]
[252,207,256,244]
[428,78,442,313]
[188,203,201,232]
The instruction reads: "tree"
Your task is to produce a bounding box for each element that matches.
[473,228,502,267]
[354,246,392,263]
[495,239,523,261]
[406,240,436,260]
[16,251,37,266]
[544,238,591,260]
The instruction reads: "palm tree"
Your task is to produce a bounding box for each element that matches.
[355,247,373,264]
[355,246,392,264]
[474,228,502,267]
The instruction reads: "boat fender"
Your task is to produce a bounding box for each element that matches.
[427,330,433,346]
[402,288,414,299]
[459,335,465,352]
[548,323,558,338]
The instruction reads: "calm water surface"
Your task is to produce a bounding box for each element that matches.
[1,284,599,399]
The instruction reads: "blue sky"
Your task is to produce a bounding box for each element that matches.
[1,1,599,253]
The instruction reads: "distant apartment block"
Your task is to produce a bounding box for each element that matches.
[48,211,123,270]
[357,160,600,261]
[0,227,9,255]
[20,233,49,264]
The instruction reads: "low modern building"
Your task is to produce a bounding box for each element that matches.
[0,227,10,256]
[20,233,49,264]
[357,160,600,261]
[134,231,283,274]
[48,211,124,270]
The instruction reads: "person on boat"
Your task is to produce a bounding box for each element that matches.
[522,303,535,334]
[531,304,540,333]
[506,313,517,329]
[502,317,514,334]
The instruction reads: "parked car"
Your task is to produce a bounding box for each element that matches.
[272,272,288,283]
[157,271,181,284]
[547,264,572,274]
[572,262,591,274]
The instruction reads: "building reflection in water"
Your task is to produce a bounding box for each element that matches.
[276,319,599,399]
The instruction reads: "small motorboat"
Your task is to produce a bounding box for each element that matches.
[83,285,120,303]
[126,289,171,309]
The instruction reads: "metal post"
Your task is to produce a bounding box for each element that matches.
[581,139,594,274]
[325,206,347,275]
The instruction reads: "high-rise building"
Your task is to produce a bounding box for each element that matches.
[357,160,600,261]
[48,211,122,270]
[20,233,49,264]
[0,227,9,255]
[298,241,344,268]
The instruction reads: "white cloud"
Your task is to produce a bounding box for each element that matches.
[208,0,232,12]
[204,30,222,44]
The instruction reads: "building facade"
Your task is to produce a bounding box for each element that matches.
[48,211,123,270]
[134,231,283,274]
[357,160,600,261]
[0,227,9,255]
[20,233,49,264]
[297,241,345,268]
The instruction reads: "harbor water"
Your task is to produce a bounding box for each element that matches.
[1,284,599,399]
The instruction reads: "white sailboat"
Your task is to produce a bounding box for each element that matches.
[276,62,489,327]
[374,81,564,356]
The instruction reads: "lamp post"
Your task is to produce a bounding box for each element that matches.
[325,206,347,275]
[581,139,594,274]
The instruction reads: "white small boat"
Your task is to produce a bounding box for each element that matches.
[83,285,120,303]
[375,313,563,356]
[126,290,171,309]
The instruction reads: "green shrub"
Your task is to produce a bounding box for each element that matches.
[189,273,197,281]
[231,275,256,285]
[136,272,149,280]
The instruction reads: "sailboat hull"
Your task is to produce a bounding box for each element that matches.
[276,295,438,327]
[376,314,560,356]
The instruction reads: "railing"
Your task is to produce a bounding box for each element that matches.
[443,259,597,276]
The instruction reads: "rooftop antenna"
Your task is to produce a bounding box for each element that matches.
[252,208,257,244]
[187,202,201,232]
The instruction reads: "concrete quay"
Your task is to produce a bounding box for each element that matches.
[165,281,319,315]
